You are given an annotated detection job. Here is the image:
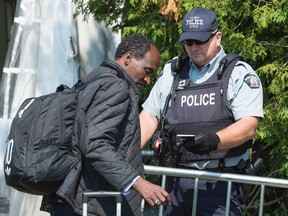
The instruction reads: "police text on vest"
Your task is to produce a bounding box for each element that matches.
[181,93,216,107]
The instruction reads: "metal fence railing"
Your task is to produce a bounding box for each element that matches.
[144,165,288,216]
[83,192,122,216]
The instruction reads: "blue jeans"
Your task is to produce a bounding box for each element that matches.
[49,202,81,216]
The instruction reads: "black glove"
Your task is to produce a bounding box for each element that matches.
[184,132,220,155]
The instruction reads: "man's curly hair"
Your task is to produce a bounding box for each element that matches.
[115,34,155,60]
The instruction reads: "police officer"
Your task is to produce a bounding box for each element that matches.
[140,6,263,216]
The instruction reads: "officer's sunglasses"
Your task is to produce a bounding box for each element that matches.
[183,33,216,46]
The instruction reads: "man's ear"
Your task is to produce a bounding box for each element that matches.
[124,51,134,66]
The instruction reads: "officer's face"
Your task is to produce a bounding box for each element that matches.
[184,31,222,70]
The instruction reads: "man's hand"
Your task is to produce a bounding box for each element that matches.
[185,132,220,155]
[132,177,171,207]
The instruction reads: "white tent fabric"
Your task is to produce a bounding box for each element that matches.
[0,0,120,215]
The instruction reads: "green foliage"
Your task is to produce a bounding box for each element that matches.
[257,61,288,179]
[72,0,288,213]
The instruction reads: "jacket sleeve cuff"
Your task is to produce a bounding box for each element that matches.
[122,175,141,196]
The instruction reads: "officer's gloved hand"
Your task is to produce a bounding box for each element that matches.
[184,132,220,155]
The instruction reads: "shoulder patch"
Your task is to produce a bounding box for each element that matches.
[244,74,260,89]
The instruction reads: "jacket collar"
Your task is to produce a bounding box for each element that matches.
[100,60,141,97]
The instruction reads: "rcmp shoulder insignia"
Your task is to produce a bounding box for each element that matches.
[244,74,260,89]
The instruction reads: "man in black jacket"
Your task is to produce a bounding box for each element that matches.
[42,34,171,216]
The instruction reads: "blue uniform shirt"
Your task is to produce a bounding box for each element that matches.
[142,47,264,169]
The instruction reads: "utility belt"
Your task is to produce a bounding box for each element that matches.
[176,164,244,174]
[175,157,263,175]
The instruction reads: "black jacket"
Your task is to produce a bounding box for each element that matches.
[43,60,144,216]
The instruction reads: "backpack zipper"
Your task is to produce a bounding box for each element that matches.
[26,98,41,178]
[28,98,41,150]
[59,93,64,145]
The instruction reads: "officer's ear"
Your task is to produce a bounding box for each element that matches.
[215,31,222,46]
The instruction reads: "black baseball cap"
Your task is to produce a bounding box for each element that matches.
[179,7,218,42]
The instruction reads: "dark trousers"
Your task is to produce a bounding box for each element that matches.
[165,176,244,216]
[49,202,81,216]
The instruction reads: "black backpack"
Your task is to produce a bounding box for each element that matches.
[3,77,96,195]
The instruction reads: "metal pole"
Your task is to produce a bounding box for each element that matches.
[158,174,166,216]
[83,197,88,216]
[259,184,265,216]
[82,191,122,216]
[192,178,199,216]
[225,181,232,216]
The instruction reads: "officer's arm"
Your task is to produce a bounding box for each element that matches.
[217,116,259,149]
[140,110,159,149]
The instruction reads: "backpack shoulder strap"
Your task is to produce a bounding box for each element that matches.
[71,60,124,92]
[55,76,100,93]
[72,75,100,91]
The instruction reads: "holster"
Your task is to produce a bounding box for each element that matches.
[156,129,176,167]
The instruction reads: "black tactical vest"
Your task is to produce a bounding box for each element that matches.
[163,54,252,164]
